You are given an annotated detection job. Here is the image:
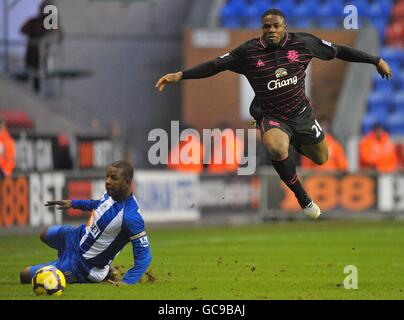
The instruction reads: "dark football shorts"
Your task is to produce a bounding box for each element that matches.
[259,105,325,147]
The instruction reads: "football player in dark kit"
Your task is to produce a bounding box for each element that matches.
[155,9,392,219]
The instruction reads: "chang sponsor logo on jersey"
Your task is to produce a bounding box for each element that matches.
[267,75,298,91]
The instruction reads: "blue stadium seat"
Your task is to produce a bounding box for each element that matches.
[273,0,296,19]
[379,0,394,13]
[392,91,404,112]
[389,61,402,77]
[380,47,402,64]
[395,71,404,90]
[316,3,334,18]
[366,1,391,19]
[316,0,345,28]
[322,0,345,17]
[220,0,247,28]
[243,3,262,28]
[384,112,404,135]
[243,0,275,28]
[349,0,372,18]
[370,17,388,35]
[373,76,394,91]
[293,0,319,19]
[362,113,383,134]
[368,89,393,111]
[366,108,389,121]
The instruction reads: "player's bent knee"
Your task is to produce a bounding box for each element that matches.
[267,144,289,160]
[263,139,289,160]
[20,267,32,284]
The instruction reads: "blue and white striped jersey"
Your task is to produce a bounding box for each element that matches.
[71,193,152,284]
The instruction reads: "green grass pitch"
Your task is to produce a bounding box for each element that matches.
[1,219,404,300]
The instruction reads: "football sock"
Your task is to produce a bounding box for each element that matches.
[272,156,311,208]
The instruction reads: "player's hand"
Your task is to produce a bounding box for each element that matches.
[44,200,72,210]
[155,72,182,92]
[377,58,392,80]
[108,279,127,287]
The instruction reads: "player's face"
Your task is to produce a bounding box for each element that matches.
[261,15,287,46]
[105,166,129,201]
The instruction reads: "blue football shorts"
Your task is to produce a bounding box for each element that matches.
[28,225,81,283]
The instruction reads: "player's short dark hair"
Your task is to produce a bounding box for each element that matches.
[261,9,286,22]
[110,160,134,183]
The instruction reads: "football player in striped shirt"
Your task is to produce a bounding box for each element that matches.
[20,161,152,285]
[155,9,392,219]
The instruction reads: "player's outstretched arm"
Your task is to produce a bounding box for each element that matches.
[155,72,183,92]
[156,57,238,92]
[45,200,72,210]
[335,45,392,80]
[45,199,100,211]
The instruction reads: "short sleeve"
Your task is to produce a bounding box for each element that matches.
[212,40,257,74]
[213,49,246,74]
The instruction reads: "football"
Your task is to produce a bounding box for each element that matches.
[32,266,66,296]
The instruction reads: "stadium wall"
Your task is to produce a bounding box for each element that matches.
[1,170,403,232]
[44,0,194,169]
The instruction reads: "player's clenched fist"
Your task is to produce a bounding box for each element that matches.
[155,72,183,92]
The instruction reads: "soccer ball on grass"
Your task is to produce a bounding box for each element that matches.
[32,266,66,296]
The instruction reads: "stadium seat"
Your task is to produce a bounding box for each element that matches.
[293,0,319,19]
[392,91,404,112]
[366,1,388,19]
[362,113,383,134]
[373,76,394,92]
[220,0,246,29]
[392,0,404,19]
[348,0,369,15]
[386,22,404,47]
[366,108,389,121]
[243,0,268,28]
[395,143,404,169]
[316,3,334,18]
[394,71,404,90]
[384,112,404,135]
[380,46,403,63]
[367,90,393,111]
[370,18,389,39]
[272,0,295,19]
[0,109,34,130]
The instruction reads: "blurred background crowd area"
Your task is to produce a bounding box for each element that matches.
[0,0,404,177]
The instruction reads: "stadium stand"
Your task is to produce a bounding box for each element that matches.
[220,0,394,31]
